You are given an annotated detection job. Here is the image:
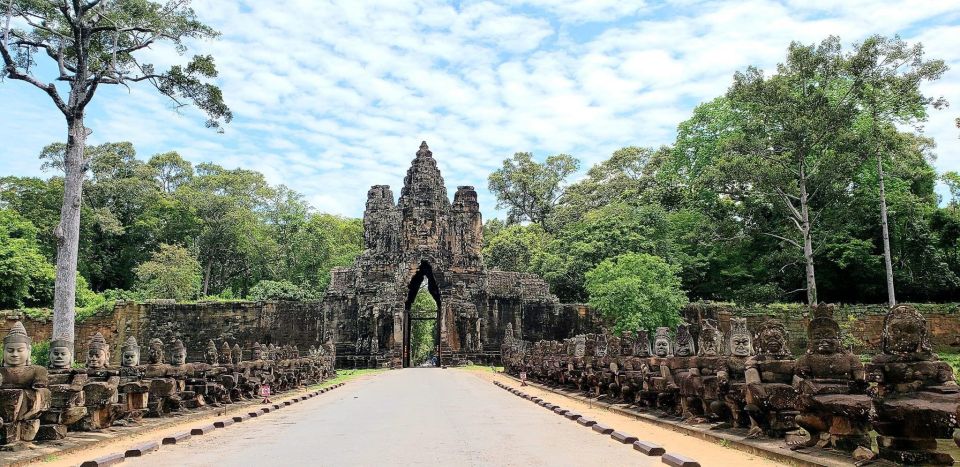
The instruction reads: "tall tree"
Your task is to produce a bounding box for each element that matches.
[1,0,230,346]
[148,152,194,193]
[721,37,869,304]
[488,152,579,228]
[848,35,948,305]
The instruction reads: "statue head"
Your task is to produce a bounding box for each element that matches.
[85,332,109,369]
[807,303,842,355]
[619,333,635,357]
[268,343,277,360]
[121,336,140,367]
[205,340,219,365]
[252,342,263,361]
[755,319,790,358]
[48,334,73,369]
[219,341,232,365]
[3,321,32,367]
[881,304,931,356]
[654,327,672,357]
[697,320,723,356]
[148,338,164,364]
[232,344,242,365]
[504,323,514,344]
[729,318,753,357]
[674,324,695,357]
[634,330,651,357]
[573,335,585,357]
[170,339,186,365]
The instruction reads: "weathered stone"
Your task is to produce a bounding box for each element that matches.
[591,423,614,434]
[576,417,597,427]
[633,440,666,456]
[80,452,125,467]
[162,432,191,444]
[610,431,638,444]
[190,424,216,435]
[124,441,159,457]
[661,452,701,467]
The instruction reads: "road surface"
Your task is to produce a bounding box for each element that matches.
[126,369,653,466]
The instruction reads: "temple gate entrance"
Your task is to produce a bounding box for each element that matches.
[403,260,441,368]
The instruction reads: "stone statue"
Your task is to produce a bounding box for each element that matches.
[38,335,87,440]
[665,324,695,416]
[121,336,141,368]
[219,341,232,366]
[722,318,752,428]
[792,304,871,452]
[866,305,960,465]
[74,332,120,431]
[232,344,243,366]
[745,319,798,438]
[48,336,74,370]
[205,340,219,365]
[641,327,674,410]
[683,320,725,421]
[0,322,51,447]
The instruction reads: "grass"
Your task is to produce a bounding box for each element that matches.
[309,368,386,388]
[940,352,960,383]
[455,364,504,373]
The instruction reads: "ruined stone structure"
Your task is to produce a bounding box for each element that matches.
[503,304,960,464]
[323,142,598,368]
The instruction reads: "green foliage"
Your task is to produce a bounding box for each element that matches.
[482,223,549,273]
[585,253,687,334]
[248,280,312,301]
[410,288,438,365]
[134,244,201,301]
[31,340,50,368]
[0,209,55,308]
[488,152,579,227]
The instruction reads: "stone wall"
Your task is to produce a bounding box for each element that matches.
[682,301,960,354]
[2,300,326,365]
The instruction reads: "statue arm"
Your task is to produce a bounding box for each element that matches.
[745,367,761,385]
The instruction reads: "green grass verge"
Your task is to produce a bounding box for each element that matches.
[309,368,386,388]
[455,364,504,373]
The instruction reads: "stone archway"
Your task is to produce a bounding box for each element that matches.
[403,260,441,368]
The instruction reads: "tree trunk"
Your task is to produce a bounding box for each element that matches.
[52,116,87,350]
[878,154,896,306]
[799,168,818,305]
[203,261,212,296]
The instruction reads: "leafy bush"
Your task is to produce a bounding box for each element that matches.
[0,209,55,308]
[248,280,311,301]
[134,244,201,301]
[585,252,687,334]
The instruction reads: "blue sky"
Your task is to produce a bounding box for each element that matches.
[2,0,959,218]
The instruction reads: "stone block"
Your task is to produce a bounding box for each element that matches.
[633,441,665,456]
[563,412,582,420]
[576,417,597,427]
[214,419,234,428]
[283,401,292,406]
[162,431,191,445]
[124,441,159,457]
[80,452,125,467]
[611,431,638,444]
[592,423,614,435]
[662,453,701,467]
[190,424,216,435]
[553,407,568,415]
[35,423,67,440]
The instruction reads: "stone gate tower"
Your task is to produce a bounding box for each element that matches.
[322,142,597,368]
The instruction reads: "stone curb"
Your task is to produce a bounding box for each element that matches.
[161,432,191,445]
[591,423,614,435]
[76,382,346,467]
[633,440,666,456]
[124,441,160,457]
[576,417,598,427]
[501,375,847,467]
[662,452,701,467]
[611,431,638,444]
[80,452,125,467]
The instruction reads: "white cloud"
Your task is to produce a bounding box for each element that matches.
[1,0,958,218]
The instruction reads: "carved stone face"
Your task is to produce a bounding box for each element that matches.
[731,335,752,357]
[122,350,140,367]
[171,349,186,366]
[810,327,840,355]
[4,342,31,367]
[654,337,670,357]
[87,348,107,369]
[252,347,262,360]
[674,338,694,357]
[885,316,923,354]
[49,345,72,369]
[758,328,786,356]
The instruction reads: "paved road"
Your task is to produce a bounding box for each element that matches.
[127,369,652,466]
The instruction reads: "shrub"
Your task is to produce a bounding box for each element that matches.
[134,244,201,301]
[585,252,687,334]
[248,280,311,301]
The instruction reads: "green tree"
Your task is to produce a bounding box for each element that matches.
[1,0,231,344]
[482,223,549,273]
[409,287,438,365]
[585,253,686,334]
[133,244,201,301]
[149,152,194,193]
[248,280,311,301]
[0,209,55,308]
[488,152,579,228]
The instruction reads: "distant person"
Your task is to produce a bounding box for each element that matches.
[520,371,527,386]
[260,383,272,404]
